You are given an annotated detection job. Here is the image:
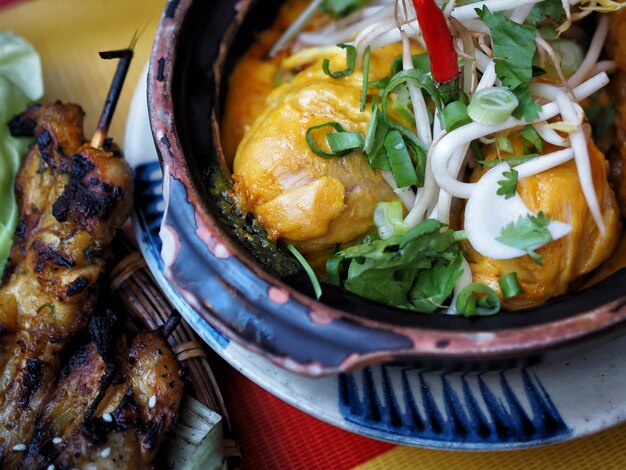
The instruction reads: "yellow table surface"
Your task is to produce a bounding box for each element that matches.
[1,1,626,468]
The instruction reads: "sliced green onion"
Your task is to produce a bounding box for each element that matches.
[322,43,356,78]
[380,70,434,187]
[441,100,472,132]
[467,87,519,125]
[288,244,322,300]
[363,97,391,170]
[496,133,514,154]
[381,70,442,152]
[456,283,501,317]
[391,53,431,76]
[546,39,584,79]
[364,96,380,155]
[498,272,524,299]
[384,130,417,189]
[327,131,364,154]
[373,201,408,240]
[392,85,416,126]
[368,76,390,89]
[360,46,371,112]
[306,122,363,158]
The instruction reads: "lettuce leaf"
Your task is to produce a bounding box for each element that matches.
[0,33,43,270]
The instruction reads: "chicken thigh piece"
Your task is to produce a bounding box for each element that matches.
[232,46,402,257]
[466,140,621,310]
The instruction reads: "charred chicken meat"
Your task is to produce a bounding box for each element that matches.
[0,100,184,468]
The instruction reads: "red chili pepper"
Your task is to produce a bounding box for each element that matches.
[412,0,459,102]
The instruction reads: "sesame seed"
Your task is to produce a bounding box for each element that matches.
[100,447,111,458]
[52,437,62,444]
[102,413,113,422]
[47,465,55,470]
[148,395,156,408]
[12,443,26,451]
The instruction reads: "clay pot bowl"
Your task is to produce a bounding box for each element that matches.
[147,0,626,376]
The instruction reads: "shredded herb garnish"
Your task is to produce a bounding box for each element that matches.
[496,169,518,199]
[306,122,364,158]
[322,43,356,78]
[442,100,472,131]
[368,76,391,89]
[363,97,392,170]
[384,130,418,188]
[496,134,514,154]
[512,85,541,122]
[326,219,463,312]
[477,6,537,91]
[496,212,553,265]
[517,125,544,153]
[288,245,322,300]
[391,53,432,76]
[526,0,566,26]
[360,46,371,112]
[499,272,524,298]
[456,283,501,317]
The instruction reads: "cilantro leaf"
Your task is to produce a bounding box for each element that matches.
[512,85,541,121]
[526,0,566,27]
[516,124,544,153]
[496,212,553,265]
[327,219,463,312]
[476,6,537,90]
[496,169,518,199]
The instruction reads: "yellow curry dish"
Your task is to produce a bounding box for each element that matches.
[221,0,626,316]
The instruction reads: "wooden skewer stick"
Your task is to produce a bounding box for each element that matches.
[162,312,182,338]
[90,38,136,148]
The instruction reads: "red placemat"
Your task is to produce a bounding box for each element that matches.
[212,352,395,469]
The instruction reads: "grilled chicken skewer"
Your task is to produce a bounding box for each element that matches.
[0,101,133,466]
[22,312,184,469]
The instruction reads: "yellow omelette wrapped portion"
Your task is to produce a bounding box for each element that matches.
[466,139,621,310]
[232,45,403,255]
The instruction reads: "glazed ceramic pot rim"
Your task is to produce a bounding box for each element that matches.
[147,0,626,376]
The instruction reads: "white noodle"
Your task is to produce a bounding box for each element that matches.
[401,30,432,145]
[451,0,544,21]
[533,122,569,147]
[568,15,609,87]
[430,73,610,198]
[531,83,606,234]
[382,171,416,209]
[300,6,391,46]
